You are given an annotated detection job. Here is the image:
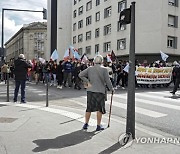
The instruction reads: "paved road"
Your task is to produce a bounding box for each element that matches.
[1,81,180,137]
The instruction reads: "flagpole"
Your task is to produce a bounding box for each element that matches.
[126,1,136,139]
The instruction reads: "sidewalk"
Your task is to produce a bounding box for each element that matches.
[0,100,180,154]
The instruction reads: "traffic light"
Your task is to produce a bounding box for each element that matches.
[119,8,131,27]
[43,8,47,20]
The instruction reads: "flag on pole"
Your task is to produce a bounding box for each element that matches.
[63,49,70,61]
[69,46,81,60]
[107,54,112,63]
[111,50,116,62]
[51,49,59,60]
[123,64,129,73]
[81,54,88,63]
[39,57,45,64]
[160,50,169,62]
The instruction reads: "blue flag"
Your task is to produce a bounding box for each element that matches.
[51,49,59,60]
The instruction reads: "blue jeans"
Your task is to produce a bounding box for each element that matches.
[14,80,26,102]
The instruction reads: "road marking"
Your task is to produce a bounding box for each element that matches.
[38,94,46,96]
[32,90,44,93]
[136,93,180,103]
[115,94,180,111]
[106,100,167,118]
[0,94,14,97]
[0,91,13,94]
[76,96,167,118]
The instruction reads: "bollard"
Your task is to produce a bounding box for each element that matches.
[46,74,49,107]
[7,72,9,102]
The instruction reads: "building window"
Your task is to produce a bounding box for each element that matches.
[95,44,99,54]
[117,39,126,50]
[104,6,111,18]
[95,28,100,38]
[118,0,126,12]
[79,6,83,15]
[168,15,178,28]
[104,24,111,35]
[73,23,76,31]
[78,48,83,55]
[74,0,77,5]
[96,12,100,21]
[104,42,111,52]
[86,46,91,55]
[78,20,83,29]
[86,1,92,11]
[73,36,76,44]
[168,0,178,7]
[78,34,83,42]
[73,10,77,18]
[86,16,92,26]
[167,36,177,48]
[117,21,126,31]
[96,0,100,6]
[86,31,91,40]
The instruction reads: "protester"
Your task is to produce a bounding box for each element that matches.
[63,59,73,87]
[13,54,32,103]
[170,62,180,95]
[1,62,8,83]
[79,55,114,131]
[56,60,64,89]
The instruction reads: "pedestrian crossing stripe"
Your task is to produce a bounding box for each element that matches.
[114,94,180,111]
[79,96,167,118]
[136,92,180,103]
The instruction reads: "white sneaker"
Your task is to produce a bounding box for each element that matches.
[122,87,125,89]
[57,86,60,89]
[114,87,118,90]
[60,86,62,89]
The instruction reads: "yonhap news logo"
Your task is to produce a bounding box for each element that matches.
[118,134,180,148]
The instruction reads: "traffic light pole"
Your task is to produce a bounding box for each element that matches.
[126,2,136,139]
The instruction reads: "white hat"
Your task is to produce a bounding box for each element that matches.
[19,54,25,59]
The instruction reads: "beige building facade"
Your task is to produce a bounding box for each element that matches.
[47,0,180,62]
[5,22,47,61]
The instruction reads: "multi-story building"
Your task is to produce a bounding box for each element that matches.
[48,0,180,62]
[5,22,47,61]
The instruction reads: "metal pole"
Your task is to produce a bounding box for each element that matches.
[6,72,9,102]
[126,2,136,139]
[46,74,49,107]
[1,9,4,62]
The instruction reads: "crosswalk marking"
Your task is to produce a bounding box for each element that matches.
[114,94,180,111]
[31,90,44,93]
[0,94,14,97]
[136,93,180,103]
[76,96,167,118]
[38,94,46,96]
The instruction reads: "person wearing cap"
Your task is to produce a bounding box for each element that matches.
[13,54,32,103]
[79,55,114,131]
[170,61,180,95]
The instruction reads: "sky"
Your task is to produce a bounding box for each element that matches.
[0,0,47,44]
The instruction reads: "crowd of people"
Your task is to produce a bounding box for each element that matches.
[0,56,180,91]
